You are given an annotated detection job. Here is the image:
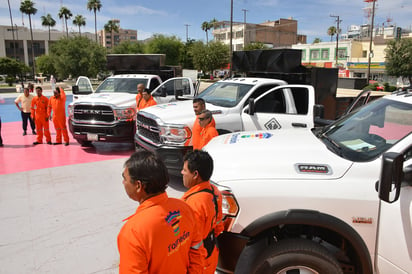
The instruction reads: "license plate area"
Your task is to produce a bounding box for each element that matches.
[87,133,99,141]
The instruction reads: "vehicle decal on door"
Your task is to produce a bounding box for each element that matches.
[265,118,281,130]
[224,132,273,144]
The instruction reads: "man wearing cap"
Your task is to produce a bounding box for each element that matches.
[31,86,52,145]
[118,150,204,273]
[192,109,218,150]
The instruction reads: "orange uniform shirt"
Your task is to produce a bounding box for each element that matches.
[136,93,142,110]
[181,182,224,273]
[118,192,204,274]
[137,96,157,111]
[31,95,49,119]
[48,88,66,119]
[192,117,216,150]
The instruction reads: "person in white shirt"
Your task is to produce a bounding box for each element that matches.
[15,87,36,135]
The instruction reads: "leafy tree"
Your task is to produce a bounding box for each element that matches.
[20,0,37,76]
[243,42,269,50]
[145,34,184,66]
[41,13,56,41]
[190,41,229,73]
[385,38,412,84]
[0,57,30,85]
[181,39,196,69]
[58,6,73,37]
[87,0,102,43]
[327,26,337,42]
[201,21,212,44]
[49,36,106,79]
[112,41,145,54]
[312,37,322,44]
[73,15,86,36]
[104,20,120,50]
[36,54,57,76]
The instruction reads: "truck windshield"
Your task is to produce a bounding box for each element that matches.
[319,97,412,162]
[95,78,148,94]
[198,82,253,107]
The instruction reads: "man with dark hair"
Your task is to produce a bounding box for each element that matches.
[192,99,215,150]
[31,86,52,145]
[193,109,218,150]
[181,150,223,274]
[48,87,69,145]
[15,87,36,135]
[118,150,204,274]
[137,89,157,111]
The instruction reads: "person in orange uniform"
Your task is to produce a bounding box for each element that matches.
[137,89,157,111]
[192,109,218,150]
[31,86,52,145]
[48,87,69,145]
[192,98,215,150]
[181,150,223,274]
[135,83,145,110]
[118,150,204,274]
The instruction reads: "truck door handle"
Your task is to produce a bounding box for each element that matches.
[292,123,307,128]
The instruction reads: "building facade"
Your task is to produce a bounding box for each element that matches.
[212,18,306,51]
[98,19,138,49]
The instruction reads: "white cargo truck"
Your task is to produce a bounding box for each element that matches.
[202,90,412,273]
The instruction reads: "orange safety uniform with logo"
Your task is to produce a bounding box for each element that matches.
[181,182,223,274]
[137,96,157,111]
[136,93,142,110]
[192,117,215,150]
[192,120,218,150]
[48,87,69,144]
[118,192,204,274]
[31,95,51,143]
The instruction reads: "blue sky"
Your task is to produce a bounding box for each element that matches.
[2,0,411,43]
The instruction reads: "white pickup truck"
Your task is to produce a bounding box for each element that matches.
[203,90,412,273]
[135,77,317,175]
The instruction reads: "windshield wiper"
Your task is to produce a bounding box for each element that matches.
[321,133,343,156]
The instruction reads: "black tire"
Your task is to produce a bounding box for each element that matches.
[79,140,93,147]
[236,239,343,274]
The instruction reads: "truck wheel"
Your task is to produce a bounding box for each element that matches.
[236,239,343,274]
[79,140,93,147]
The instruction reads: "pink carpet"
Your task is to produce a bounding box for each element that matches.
[0,121,134,175]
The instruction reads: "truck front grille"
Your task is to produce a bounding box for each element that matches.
[73,105,114,122]
[136,113,161,145]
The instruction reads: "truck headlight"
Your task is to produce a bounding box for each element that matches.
[68,105,74,118]
[160,125,191,145]
[113,107,136,121]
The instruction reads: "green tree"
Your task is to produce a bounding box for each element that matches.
[112,41,145,54]
[181,39,196,69]
[19,0,37,77]
[104,20,120,50]
[190,41,229,73]
[201,21,212,44]
[87,0,102,43]
[41,13,56,41]
[145,34,184,65]
[0,57,30,85]
[49,36,106,79]
[58,6,73,37]
[73,15,86,36]
[243,42,269,51]
[313,37,322,44]
[385,38,412,85]
[36,54,57,76]
[327,26,337,42]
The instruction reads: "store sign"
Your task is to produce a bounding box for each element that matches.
[347,62,385,69]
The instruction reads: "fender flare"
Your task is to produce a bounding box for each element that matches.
[240,209,373,274]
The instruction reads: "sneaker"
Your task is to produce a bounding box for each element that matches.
[64,142,69,146]
[23,131,27,136]
[53,142,62,145]
[32,130,37,135]
[47,141,52,145]
[33,142,40,145]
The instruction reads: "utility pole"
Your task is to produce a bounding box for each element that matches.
[366,0,376,83]
[184,24,190,42]
[229,0,233,77]
[330,15,342,67]
[7,0,16,59]
[242,9,248,48]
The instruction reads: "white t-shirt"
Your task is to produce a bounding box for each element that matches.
[15,94,34,113]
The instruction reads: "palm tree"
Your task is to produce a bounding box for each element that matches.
[58,6,73,37]
[73,15,86,36]
[87,0,102,43]
[104,20,120,49]
[20,0,37,77]
[41,13,56,41]
[313,37,322,44]
[209,18,218,42]
[201,21,211,44]
[327,26,337,42]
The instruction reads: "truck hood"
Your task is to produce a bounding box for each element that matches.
[140,100,227,126]
[71,93,136,108]
[204,130,353,182]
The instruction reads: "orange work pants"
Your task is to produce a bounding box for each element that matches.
[35,116,51,143]
[52,117,69,143]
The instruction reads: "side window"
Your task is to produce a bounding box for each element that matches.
[290,87,309,114]
[243,84,279,108]
[255,90,286,113]
[149,78,161,91]
[76,78,93,94]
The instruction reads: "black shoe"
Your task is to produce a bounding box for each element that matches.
[64,142,69,146]
[33,142,40,145]
[47,141,52,145]
[23,131,27,136]
[53,142,62,145]
[32,130,37,135]
[0,143,3,147]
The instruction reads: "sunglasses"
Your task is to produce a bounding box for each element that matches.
[198,116,208,121]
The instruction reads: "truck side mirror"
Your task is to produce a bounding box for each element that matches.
[378,152,403,203]
[247,98,255,115]
[72,85,79,94]
[175,89,183,100]
[160,86,167,97]
[314,104,324,119]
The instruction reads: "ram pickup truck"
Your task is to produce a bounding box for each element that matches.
[135,78,317,175]
[203,90,412,273]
